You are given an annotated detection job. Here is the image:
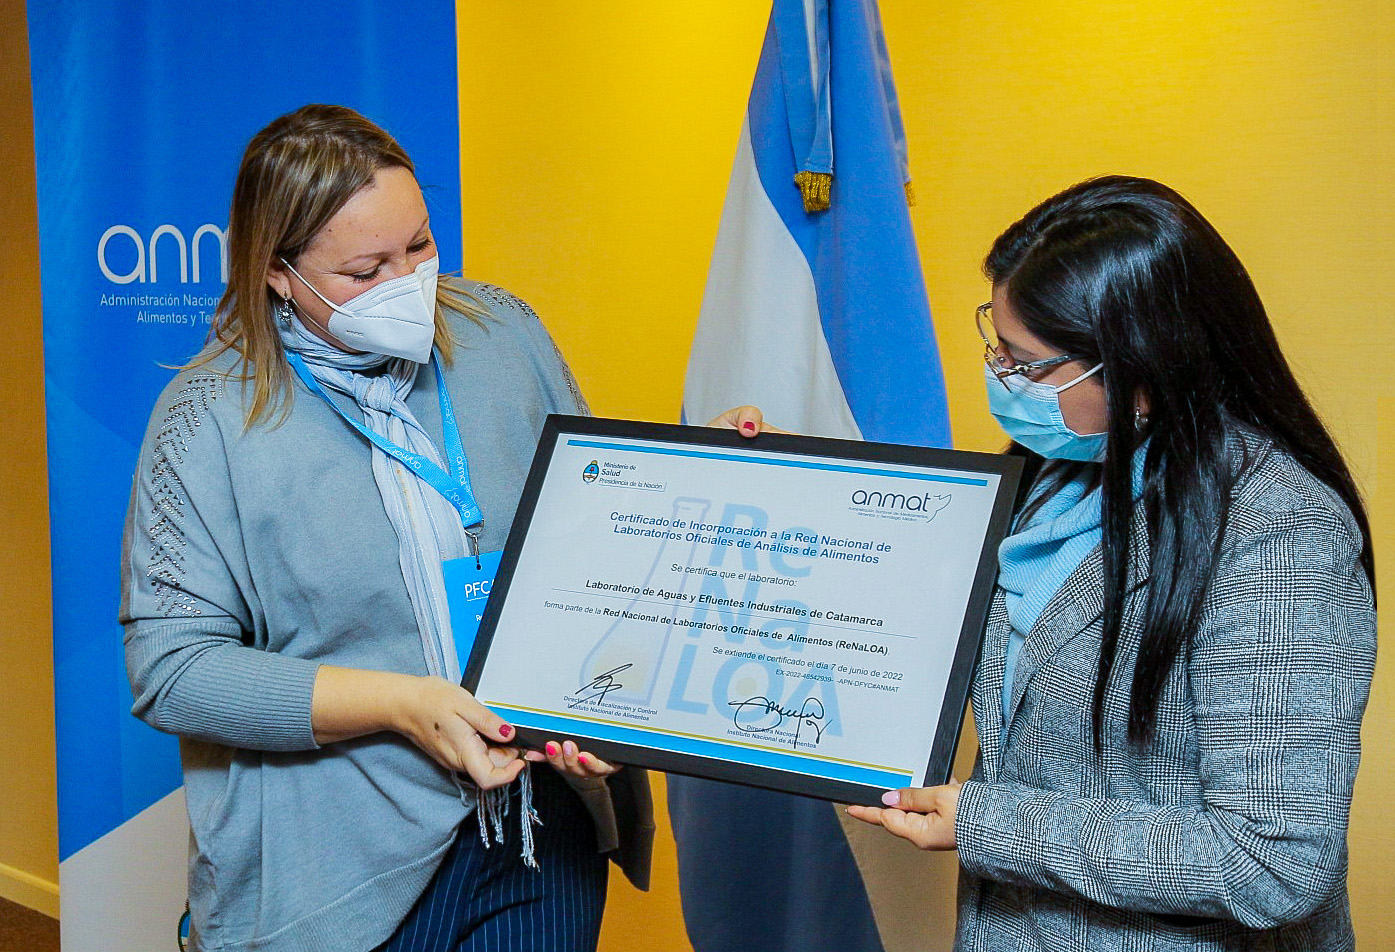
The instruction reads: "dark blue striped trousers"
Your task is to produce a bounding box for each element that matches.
[379,768,608,952]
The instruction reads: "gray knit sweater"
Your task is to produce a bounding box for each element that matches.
[121,283,588,952]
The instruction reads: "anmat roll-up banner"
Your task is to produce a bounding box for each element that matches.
[26,4,462,947]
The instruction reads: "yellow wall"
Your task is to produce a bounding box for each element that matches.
[0,0,61,920]
[458,2,1392,949]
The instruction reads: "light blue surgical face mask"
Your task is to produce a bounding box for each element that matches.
[985,362,1107,461]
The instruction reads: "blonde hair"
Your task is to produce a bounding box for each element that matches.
[191,103,486,426]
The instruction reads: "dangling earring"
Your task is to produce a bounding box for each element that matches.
[1134,406,1149,430]
[277,294,295,325]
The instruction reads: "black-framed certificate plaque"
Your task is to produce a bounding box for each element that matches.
[463,416,1022,806]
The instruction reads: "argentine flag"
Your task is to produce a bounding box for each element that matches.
[670,0,951,950]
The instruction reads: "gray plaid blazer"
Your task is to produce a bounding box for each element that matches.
[954,438,1375,951]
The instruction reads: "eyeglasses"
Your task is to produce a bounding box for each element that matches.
[976,302,1076,389]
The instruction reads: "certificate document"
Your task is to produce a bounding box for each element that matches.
[464,416,1022,805]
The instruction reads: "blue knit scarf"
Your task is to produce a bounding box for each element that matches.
[997,450,1145,730]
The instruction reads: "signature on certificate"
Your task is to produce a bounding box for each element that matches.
[728,695,828,749]
[566,664,632,709]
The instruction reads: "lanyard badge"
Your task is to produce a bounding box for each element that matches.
[288,350,498,676]
[286,350,483,528]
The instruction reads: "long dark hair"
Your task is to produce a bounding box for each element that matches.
[986,175,1374,747]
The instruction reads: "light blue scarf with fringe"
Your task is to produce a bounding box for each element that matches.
[278,315,538,864]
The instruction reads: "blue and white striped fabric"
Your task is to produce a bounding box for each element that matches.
[378,769,606,952]
[680,0,948,446]
[672,1,952,950]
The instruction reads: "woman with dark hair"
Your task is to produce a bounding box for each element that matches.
[120,104,771,952]
[849,175,1375,950]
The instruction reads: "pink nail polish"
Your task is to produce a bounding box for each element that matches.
[741,421,756,434]
[578,755,589,766]
[499,724,513,739]
[881,790,900,806]
[546,742,559,757]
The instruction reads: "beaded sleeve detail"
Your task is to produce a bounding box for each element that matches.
[470,283,590,415]
[470,282,538,320]
[146,375,223,617]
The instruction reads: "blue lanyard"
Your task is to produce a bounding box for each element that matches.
[286,350,483,531]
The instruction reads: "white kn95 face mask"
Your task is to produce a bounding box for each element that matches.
[282,255,440,363]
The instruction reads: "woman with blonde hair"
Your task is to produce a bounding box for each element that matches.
[122,103,659,952]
